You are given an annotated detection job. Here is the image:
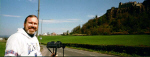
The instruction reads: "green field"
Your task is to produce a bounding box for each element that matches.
[0,35,149,56]
[38,35,150,46]
[0,40,6,56]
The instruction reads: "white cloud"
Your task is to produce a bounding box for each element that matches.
[28,0,35,2]
[28,0,37,3]
[67,19,80,21]
[39,19,82,23]
[28,0,32,2]
[47,28,70,31]
[40,20,71,23]
[43,28,72,34]
[3,14,21,18]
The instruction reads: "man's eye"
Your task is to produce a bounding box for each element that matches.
[29,22,32,24]
[34,23,37,25]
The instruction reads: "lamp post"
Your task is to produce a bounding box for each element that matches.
[41,19,43,35]
[40,19,53,44]
[41,19,53,35]
[36,0,40,37]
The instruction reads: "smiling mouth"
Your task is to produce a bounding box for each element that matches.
[29,28,35,31]
[29,27,36,30]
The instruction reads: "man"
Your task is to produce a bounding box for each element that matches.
[5,15,42,56]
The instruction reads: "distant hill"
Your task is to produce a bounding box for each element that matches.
[0,35,9,38]
[71,0,150,35]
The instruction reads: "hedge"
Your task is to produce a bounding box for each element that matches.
[41,43,150,56]
[63,43,150,56]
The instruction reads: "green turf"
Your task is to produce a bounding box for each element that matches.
[38,35,150,46]
[1,35,149,56]
[0,41,6,56]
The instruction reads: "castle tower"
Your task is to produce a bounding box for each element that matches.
[119,2,122,8]
[133,1,137,5]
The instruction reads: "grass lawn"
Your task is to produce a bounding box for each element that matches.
[38,35,150,56]
[0,40,6,56]
[0,35,149,56]
[38,35,150,46]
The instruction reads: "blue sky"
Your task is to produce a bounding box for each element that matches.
[0,0,144,36]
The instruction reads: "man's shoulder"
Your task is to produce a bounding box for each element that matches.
[10,32,22,37]
[8,32,23,40]
[6,33,23,45]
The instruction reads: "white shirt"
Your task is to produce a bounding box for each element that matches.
[5,28,42,56]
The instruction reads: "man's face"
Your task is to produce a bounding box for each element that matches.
[24,17,38,34]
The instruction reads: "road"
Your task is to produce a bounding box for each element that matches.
[40,45,117,57]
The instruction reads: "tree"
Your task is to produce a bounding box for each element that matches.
[71,25,81,34]
[67,30,69,35]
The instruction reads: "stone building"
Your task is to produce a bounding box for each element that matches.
[119,1,142,8]
[51,32,57,36]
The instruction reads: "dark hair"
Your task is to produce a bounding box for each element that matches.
[24,15,38,24]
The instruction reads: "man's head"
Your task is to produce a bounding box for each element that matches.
[24,15,38,34]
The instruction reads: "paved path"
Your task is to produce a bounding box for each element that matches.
[40,45,117,57]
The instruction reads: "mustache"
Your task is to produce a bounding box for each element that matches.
[29,26,36,29]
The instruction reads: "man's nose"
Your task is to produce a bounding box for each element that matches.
[31,23,36,26]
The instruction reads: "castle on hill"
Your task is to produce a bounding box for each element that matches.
[119,1,142,8]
